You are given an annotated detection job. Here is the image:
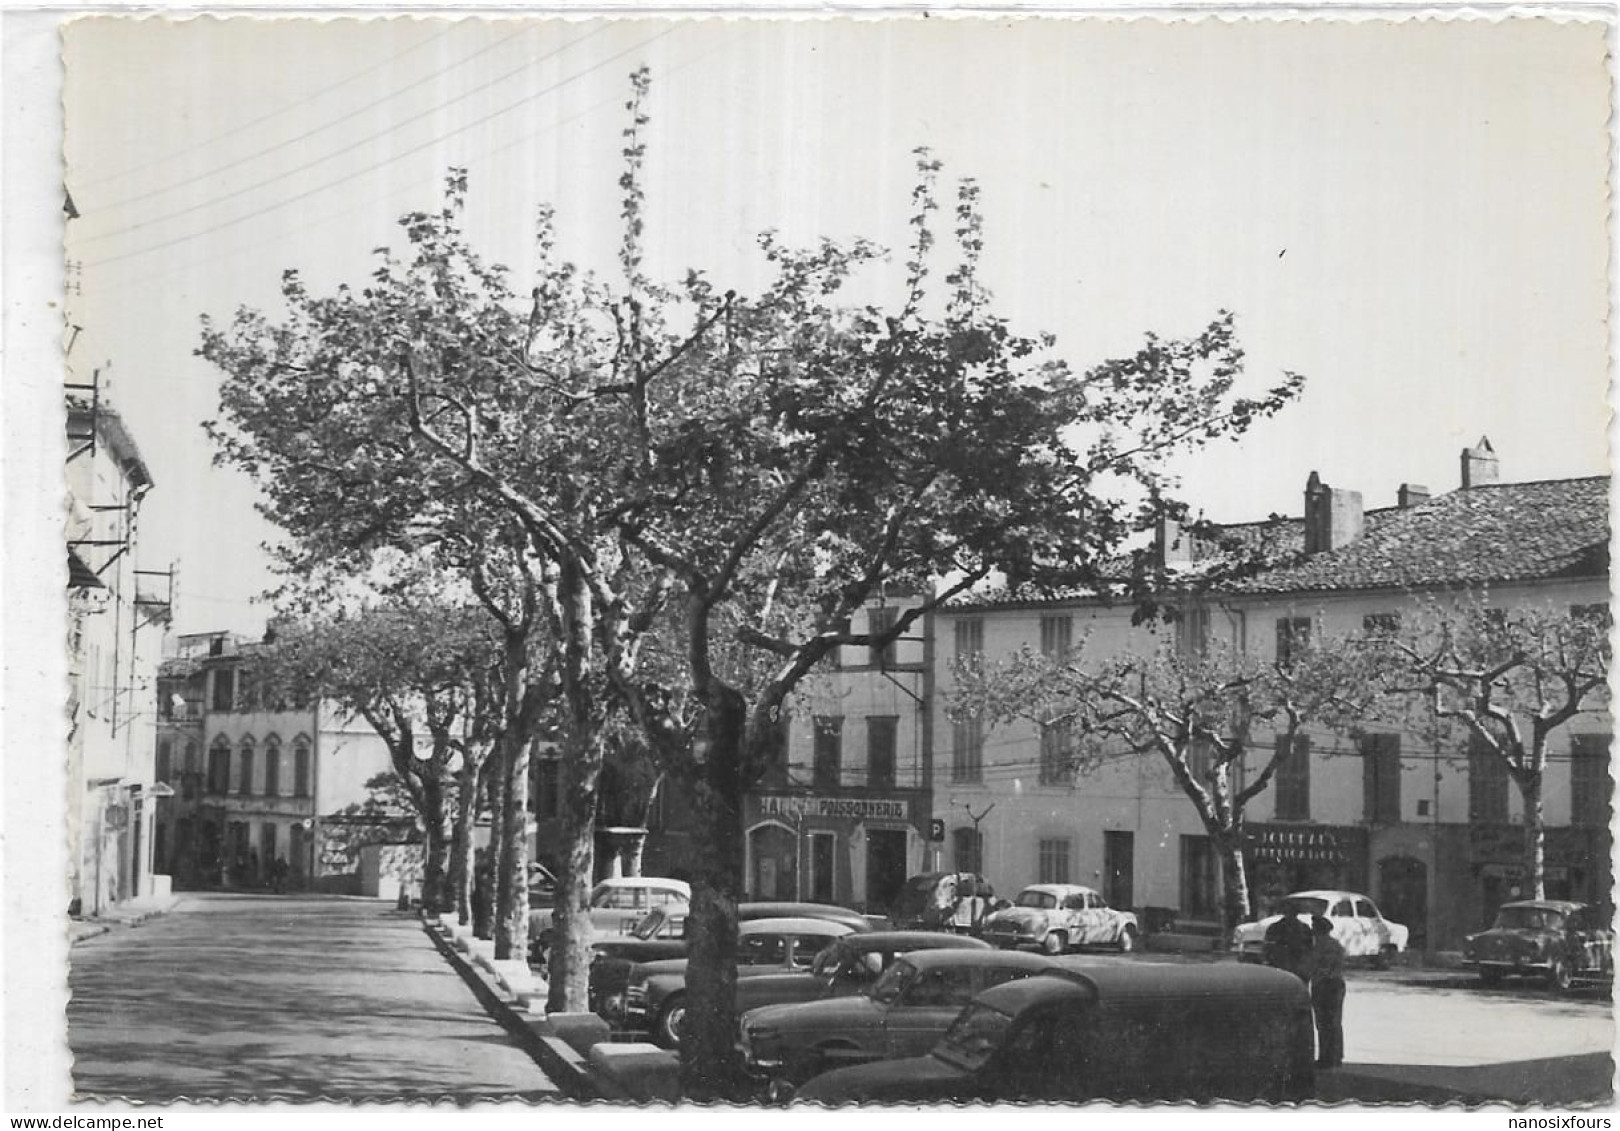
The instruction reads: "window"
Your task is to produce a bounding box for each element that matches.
[1274,734,1311,820]
[1037,837,1071,884]
[1038,721,1075,786]
[207,738,231,795]
[1103,830,1133,910]
[1275,617,1311,665]
[1570,734,1611,827]
[238,739,256,796]
[212,669,236,712]
[535,758,561,819]
[293,738,311,797]
[953,826,984,875]
[263,738,281,798]
[1467,736,1508,824]
[813,716,843,788]
[954,618,984,664]
[869,606,900,668]
[1179,835,1219,920]
[1039,615,1073,658]
[1361,733,1401,823]
[951,716,983,783]
[866,716,898,789]
[1177,607,1211,656]
[1363,612,1400,637]
[155,739,172,784]
[184,741,198,774]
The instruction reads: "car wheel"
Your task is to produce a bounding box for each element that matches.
[1041,932,1067,956]
[1547,957,1573,993]
[655,994,687,1048]
[1372,945,1397,971]
[1477,969,1503,988]
[1117,926,1138,954]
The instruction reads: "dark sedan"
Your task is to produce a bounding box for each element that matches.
[1463,900,1613,991]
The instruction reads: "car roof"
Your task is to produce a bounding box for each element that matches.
[1017,883,1100,897]
[1499,900,1588,914]
[738,902,875,930]
[594,877,691,893]
[896,948,1056,971]
[1286,890,1365,902]
[743,917,857,936]
[977,963,1309,1015]
[836,931,993,953]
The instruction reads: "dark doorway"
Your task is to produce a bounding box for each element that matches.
[1103,830,1134,910]
[1378,855,1428,951]
[749,824,797,900]
[865,828,909,915]
[808,833,836,903]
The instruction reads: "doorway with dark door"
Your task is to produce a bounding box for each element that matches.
[1103,830,1134,911]
[865,828,909,916]
[1378,855,1428,951]
[807,832,836,904]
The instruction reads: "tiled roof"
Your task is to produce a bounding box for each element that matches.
[1222,477,1609,595]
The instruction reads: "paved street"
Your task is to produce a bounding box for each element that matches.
[68,893,558,1102]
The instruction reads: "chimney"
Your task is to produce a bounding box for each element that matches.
[1397,483,1430,508]
[1155,514,1195,571]
[1303,471,1364,554]
[1461,436,1499,488]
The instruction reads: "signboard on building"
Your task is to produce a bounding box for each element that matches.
[758,794,910,821]
[1246,826,1351,864]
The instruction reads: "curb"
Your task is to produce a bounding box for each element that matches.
[69,896,183,946]
[421,915,633,1103]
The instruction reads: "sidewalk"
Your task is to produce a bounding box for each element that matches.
[68,892,184,945]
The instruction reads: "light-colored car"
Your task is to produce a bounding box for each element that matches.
[740,947,1056,1086]
[1231,890,1409,968]
[623,917,857,1047]
[528,876,690,964]
[982,884,1139,955]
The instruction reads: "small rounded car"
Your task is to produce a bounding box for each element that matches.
[621,917,857,1047]
[1462,899,1614,992]
[981,884,1139,954]
[740,945,1052,1087]
[1231,890,1408,968]
[528,876,690,965]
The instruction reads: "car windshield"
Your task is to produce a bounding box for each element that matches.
[1494,906,1564,932]
[1280,897,1329,917]
[629,906,668,940]
[869,958,915,1004]
[1016,890,1057,910]
[935,1003,1014,1072]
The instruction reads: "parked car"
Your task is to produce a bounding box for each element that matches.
[792,962,1316,1105]
[741,946,1056,1087]
[891,872,995,934]
[588,902,878,1016]
[981,884,1139,954]
[1462,900,1614,991]
[622,917,858,1046]
[528,876,690,965]
[1231,890,1409,968]
[527,863,559,910]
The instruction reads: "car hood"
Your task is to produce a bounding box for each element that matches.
[1468,927,1556,949]
[1232,914,1288,942]
[795,1054,967,1105]
[631,957,690,980]
[593,939,688,963]
[746,995,884,1033]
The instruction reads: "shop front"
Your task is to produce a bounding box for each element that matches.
[744,791,927,915]
[1242,824,1370,918]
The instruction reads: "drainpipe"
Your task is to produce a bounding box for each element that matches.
[921,593,936,870]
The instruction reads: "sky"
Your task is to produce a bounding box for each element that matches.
[57,13,1612,639]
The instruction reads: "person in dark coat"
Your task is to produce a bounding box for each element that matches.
[471,848,494,941]
[1263,906,1315,982]
[1309,914,1347,1068]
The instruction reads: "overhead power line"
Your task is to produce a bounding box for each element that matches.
[79,24,607,246]
[82,25,679,272]
[86,25,521,216]
[74,23,451,191]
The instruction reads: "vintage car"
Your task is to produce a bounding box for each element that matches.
[622,917,857,1046]
[740,946,1055,1086]
[793,963,1316,1105]
[892,873,996,934]
[528,877,690,965]
[589,902,879,1017]
[981,884,1139,954]
[1462,900,1614,991]
[1231,890,1409,968]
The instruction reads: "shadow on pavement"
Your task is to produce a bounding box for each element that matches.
[1315,1052,1615,1107]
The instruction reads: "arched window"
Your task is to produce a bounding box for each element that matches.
[263,736,282,798]
[184,741,199,774]
[293,737,312,798]
[238,737,256,796]
[155,739,172,783]
[207,737,231,795]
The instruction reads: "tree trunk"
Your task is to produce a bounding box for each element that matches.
[1214,826,1252,937]
[1523,771,1546,900]
[679,682,751,1102]
[495,733,532,961]
[546,733,603,1013]
[448,757,481,926]
[486,734,510,943]
[419,775,450,911]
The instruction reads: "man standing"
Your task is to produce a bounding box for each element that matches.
[1263,905,1315,982]
[1309,914,1347,1068]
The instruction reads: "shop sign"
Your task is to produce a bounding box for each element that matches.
[104,803,129,831]
[1246,827,1349,864]
[758,794,909,821]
